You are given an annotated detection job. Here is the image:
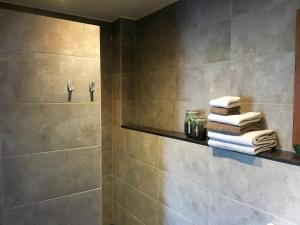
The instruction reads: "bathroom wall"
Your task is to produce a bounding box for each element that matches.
[100,21,114,225]
[113,0,300,225]
[134,0,297,152]
[0,9,102,224]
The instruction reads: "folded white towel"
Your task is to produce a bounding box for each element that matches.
[209,96,241,108]
[208,112,261,126]
[208,139,277,155]
[208,130,276,147]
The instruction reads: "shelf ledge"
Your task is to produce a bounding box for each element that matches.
[121,124,300,167]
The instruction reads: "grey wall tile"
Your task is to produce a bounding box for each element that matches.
[113,176,126,206]
[101,101,112,125]
[113,152,128,180]
[126,157,158,199]
[102,125,112,151]
[176,0,232,33]
[0,9,100,57]
[102,201,113,225]
[159,204,195,225]
[3,189,101,225]
[112,126,128,153]
[114,201,145,225]
[157,137,210,187]
[0,104,100,156]
[231,1,298,60]
[230,52,295,104]
[124,183,159,225]
[3,147,101,208]
[102,175,113,203]
[210,148,300,224]
[158,171,209,225]
[127,130,157,166]
[178,20,231,67]
[137,69,177,101]
[176,61,232,102]
[102,150,113,176]
[209,192,295,225]
[0,51,100,103]
[232,0,288,17]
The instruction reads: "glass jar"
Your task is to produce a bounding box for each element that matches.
[184,110,207,140]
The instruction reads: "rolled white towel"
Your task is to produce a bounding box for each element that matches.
[209,96,241,108]
[208,130,277,147]
[208,139,277,155]
[208,112,261,126]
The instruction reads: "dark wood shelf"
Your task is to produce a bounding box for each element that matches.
[121,124,300,167]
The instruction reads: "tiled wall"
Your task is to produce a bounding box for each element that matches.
[113,129,300,225]
[134,0,298,152]
[0,9,101,224]
[100,21,114,225]
[113,0,300,225]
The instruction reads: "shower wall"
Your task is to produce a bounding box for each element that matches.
[0,9,101,225]
[135,0,297,152]
[113,0,300,225]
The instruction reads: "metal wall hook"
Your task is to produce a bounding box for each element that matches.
[67,80,75,93]
[89,81,96,102]
[89,82,96,93]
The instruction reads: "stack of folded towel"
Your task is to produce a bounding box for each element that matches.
[207,96,277,155]
[209,96,241,116]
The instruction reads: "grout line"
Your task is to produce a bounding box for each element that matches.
[3,145,101,159]
[0,49,100,59]
[209,190,297,225]
[2,188,102,211]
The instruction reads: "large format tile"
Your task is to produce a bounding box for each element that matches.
[209,192,295,225]
[232,0,288,16]
[157,137,210,187]
[126,157,159,199]
[159,204,195,225]
[3,147,101,208]
[158,172,209,225]
[112,126,128,154]
[0,9,100,57]
[137,69,177,101]
[231,1,298,60]
[0,104,100,156]
[127,130,158,166]
[210,148,300,225]
[3,189,101,225]
[230,52,295,105]
[0,51,100,103]
[176,61,232,102]
[102,150,113,176]
[178,20,230,67]
[176,0,232,33]
[113,152,128,180]
[102,175,113,203]
[113,201,144,225]
[102,201,113,225]
[124,183,159,225]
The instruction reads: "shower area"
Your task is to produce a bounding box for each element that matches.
[0,9,103,224]
[1,0,300,225]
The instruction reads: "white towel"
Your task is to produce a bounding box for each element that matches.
[207,130,277,147]
[208,112,261,126]
[208,139,277,155]
[209,96,241,108]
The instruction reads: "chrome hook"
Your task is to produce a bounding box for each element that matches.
[67,80,75,93]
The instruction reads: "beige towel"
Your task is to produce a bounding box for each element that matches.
[210,106,240,116]
[207,121,261,135]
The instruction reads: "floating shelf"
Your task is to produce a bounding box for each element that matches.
[122,125,300,167]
